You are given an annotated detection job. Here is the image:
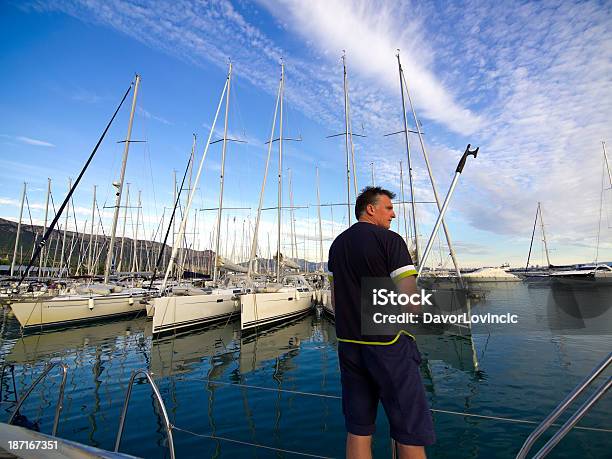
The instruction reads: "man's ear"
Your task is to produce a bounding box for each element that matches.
[366,203,375,215]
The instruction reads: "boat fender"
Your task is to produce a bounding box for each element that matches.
[128,296,134,306]
[88,297,94,310]
[296,290,301,300]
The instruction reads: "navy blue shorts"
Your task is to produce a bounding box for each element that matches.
[338,335,435,446]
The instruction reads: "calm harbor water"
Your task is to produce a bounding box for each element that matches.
[0,283,610,458]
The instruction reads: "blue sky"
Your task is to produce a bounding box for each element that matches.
[1,0,611,267]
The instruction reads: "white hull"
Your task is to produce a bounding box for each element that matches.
[152,291,239,334]
[465,277,521,283]
[9,292,146,329]
[463,267,521,283]
[240,288,312,331]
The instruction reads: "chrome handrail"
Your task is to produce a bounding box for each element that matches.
[516,352,612,459]
[8,362,68,436]
[532,377,611,459]
[114,369,175,459]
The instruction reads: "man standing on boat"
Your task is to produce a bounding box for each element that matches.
[328,186,435,459]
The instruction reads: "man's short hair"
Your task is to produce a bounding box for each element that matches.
[355,186,396,219]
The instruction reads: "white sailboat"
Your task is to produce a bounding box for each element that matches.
[240,274,313,330]
[151,63,242,334]
[241,62,313,331]
[10,75,148,329]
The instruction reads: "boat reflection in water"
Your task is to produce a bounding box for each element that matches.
[239,314,315,375]
[148,320,240,378]
[5,317,147,365]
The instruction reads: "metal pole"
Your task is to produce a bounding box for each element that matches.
[161,76,228,291]
[418,146,478,276]
[534,377,611,459]
[38,179,51,279]
[276,61,285,283]
[400,55,464,284]
[346,70,358,198]
[396,53,420,264]
[10,182,26,277]
[538,202,551,267]
[516,352,612,459]
[104,74,141,283]
[399,161,409,247]
[525,204,539,272]
[316,167,324,272]
[289,168,297,260]
[117,183,130,273]
[602,141,612,188]
[59,179,71,278]
[213,63,232,282]
[248,66,282,278]
[87,185,96,276]
[342,52,352,226]
[131,190,141,273]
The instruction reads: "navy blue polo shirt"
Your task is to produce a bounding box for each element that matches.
[328,221,417,344]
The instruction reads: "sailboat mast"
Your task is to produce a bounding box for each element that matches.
[603,141,612,188]
[342,52,353,226]
[87,185,96,275]
[10,182,26,277]
[59,179,71,277]
[399,161,409,246]
[289,169,297,260]
[39,178,51,279]
[248,65,282,278]
[316,167,324,272]
[396,53,420,264]
[131,190,142,273]
[276,61,285,283]
[117,183,130,273]
[104,74,141,283]
[160,72,229,291]
[525,204,539,272]
[213,62,232,283]
[538,202,551,266]
[398,52,464,285]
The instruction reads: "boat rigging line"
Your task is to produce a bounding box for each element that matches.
[148,150,193,289]
[14,79,135,288]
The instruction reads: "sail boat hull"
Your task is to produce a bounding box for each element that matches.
[240,288,313,331]
[9,292,146,329]
[152,291,239,334]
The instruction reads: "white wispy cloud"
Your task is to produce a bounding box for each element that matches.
[257,0,484,135]
[2,134,55,147]
[137,106,173,125]
[15,136,56,147]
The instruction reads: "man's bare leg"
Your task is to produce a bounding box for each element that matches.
[397,442,426,459]
[346,433,372,459]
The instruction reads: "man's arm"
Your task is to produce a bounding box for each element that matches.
[393,274,421,314]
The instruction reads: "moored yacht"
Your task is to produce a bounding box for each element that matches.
[151,284,244,334]
[9,283,147,329]
[240,274,313,331]
[550,264,612,285]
